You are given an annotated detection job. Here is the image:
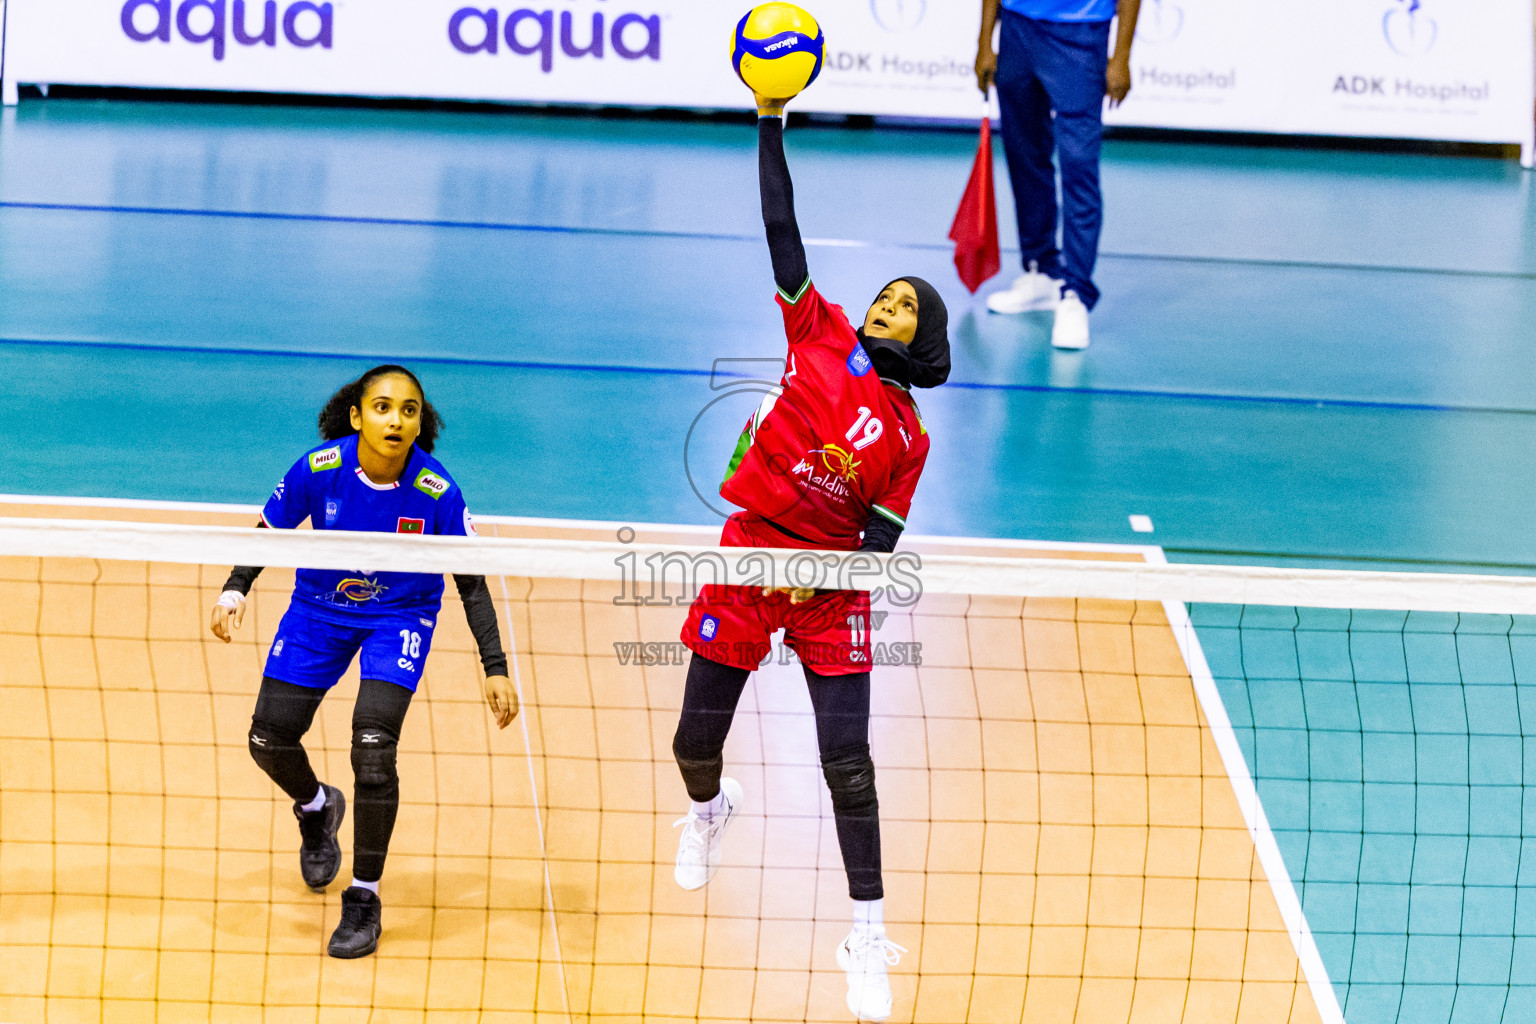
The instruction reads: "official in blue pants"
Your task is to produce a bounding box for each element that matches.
[977,0,1140,350]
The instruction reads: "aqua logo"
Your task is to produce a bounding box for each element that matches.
[1384,0,1436,56]
[448,8,660,72]
[699,615,719,640]
[869,0,925,32]
[121,0,332,60]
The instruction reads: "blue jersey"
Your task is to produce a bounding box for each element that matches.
[1002,0,1116,22]
[262,435,474,623]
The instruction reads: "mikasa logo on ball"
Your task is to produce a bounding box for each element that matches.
[732,3,826,98]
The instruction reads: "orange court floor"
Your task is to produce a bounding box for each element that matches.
[0,500,1327,1024]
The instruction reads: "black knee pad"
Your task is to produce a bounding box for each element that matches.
[248,719,294,773]
[672,729,724,769]
[351,728,399,790]
[821,743,879,817]
[672,730,725,802]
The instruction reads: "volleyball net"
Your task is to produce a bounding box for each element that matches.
[2,511,1534,1024]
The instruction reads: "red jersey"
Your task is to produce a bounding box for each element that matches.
[719,281,930,549]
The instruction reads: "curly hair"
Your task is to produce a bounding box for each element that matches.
[317,365,442,454]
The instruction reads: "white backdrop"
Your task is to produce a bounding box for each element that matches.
[1,0,1532,154]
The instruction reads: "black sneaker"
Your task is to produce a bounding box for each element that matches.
[328,886,382,959]
[294,783,345,892]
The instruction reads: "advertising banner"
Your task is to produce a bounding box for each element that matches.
[1104,0,1536,150]
[1,0,1531,153]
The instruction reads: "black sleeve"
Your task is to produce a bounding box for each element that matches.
[454,574,509,678]
[222,519,268,596]
[859,513,903,554]
[759,115,810,297]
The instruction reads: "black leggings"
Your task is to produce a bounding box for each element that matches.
[672,653,882,901]
[249,677,413,884]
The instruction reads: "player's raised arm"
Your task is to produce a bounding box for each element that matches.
[755,93,811,302]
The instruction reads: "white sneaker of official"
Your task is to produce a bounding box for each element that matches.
[985,263,1062,314]
[672,777,742,890]
[1051,290,1090,350]
[837,926,907,1021]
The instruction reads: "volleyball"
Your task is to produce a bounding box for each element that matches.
[730,3,826,100]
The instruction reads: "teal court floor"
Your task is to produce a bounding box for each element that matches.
[5,100,1536,570]
[5,98,1536,1024]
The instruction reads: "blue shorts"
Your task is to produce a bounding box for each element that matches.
[264,604,437,692]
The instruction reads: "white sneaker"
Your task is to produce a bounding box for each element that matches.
[837,926,906,1021]
[985,262,1062,314]
[1051,290,1090,350]
[672,777,742,890]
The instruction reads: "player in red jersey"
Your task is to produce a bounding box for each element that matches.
[670,92,951,1022]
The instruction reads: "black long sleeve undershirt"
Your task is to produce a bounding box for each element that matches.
[859,514,903,554]
[759,116,810,297]
[452,573,508,677]
[222,520,508,678]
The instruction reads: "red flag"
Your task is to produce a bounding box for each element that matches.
[948,118,1001,294]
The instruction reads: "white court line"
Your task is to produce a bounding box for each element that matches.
[1148,546,1347,1024]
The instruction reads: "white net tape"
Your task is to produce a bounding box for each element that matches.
[5,515,1535,613]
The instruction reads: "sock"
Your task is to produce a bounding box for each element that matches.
[691,791,728,821]
[350,878,379,896]
[853,898,883,933]
[299,786,326,813]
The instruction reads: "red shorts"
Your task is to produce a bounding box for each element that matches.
[681,513,872,674]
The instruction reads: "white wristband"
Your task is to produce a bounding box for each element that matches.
[217,591,246,611]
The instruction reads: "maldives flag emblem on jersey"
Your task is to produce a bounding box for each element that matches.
[397,518,425,534]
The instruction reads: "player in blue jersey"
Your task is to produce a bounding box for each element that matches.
[207,364,517,959]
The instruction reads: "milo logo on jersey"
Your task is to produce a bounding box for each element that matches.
[309,446,342,472]
[334,577,388,604]
[414,468,449,499]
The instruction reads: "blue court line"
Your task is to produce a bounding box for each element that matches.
[10,334,1536,417]
[0,199,771,246]
[4,199,1534,282]
[2,335,718,380]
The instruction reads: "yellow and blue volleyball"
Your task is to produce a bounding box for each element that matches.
[730,4,826,99]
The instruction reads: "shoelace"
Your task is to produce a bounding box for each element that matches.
[845,932,907,970]
[671,812,724,853]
